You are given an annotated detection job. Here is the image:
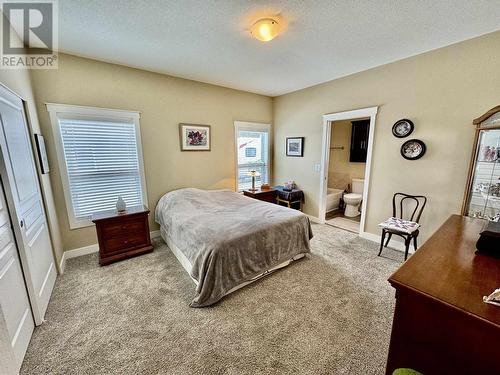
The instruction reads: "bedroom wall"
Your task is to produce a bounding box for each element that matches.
[328,120,366,191]
[0,64,64,267]
[273,30,500,244]
[31,53,273,251]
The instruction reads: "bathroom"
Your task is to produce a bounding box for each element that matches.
[325,118,368,232]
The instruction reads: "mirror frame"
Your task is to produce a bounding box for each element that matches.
[461,105,500,216]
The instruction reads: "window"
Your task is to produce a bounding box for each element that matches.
[245,147,257,158]
[47,104,147,228]
[234,121,271,192]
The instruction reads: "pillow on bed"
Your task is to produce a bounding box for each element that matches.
[379,217,420,234]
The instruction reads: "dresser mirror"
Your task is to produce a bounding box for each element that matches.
[462,105,500,221]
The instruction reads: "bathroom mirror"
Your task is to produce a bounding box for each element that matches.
[462,105,500,221]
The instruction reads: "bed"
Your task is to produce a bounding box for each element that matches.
[155,188,313,307]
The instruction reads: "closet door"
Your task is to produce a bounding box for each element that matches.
[0,85,56,324]
[0,181,34,371]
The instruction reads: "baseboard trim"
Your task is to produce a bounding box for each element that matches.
[59,244,99,274]
[59,230,161,274]
[305,214,322,224]
[59,227,410,273]
[308,213,409,253]
[59,251,66,274]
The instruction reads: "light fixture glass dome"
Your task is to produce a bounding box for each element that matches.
[251,18,280,42]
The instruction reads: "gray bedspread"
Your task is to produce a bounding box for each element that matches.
[155,188,313,307]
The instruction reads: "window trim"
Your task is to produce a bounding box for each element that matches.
[46,103,148,229]
[234,121,272,192]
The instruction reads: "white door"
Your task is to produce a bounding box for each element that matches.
[0,85,56,325]
[0,180,34,371]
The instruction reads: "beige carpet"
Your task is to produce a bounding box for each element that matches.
[21,224,403,375]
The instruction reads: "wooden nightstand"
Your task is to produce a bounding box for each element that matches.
[92,205,153,266]
[243,188,277,204]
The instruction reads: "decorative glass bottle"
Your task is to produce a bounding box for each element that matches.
[116,196,127,212]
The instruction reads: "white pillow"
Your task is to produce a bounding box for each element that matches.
[379,217,420,234]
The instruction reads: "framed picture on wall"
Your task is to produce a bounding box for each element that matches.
[286,137,304,157]
[179,123,211,151]
[34,134,50,174]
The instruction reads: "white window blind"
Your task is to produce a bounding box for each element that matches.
[235,123,270,192]
[59,118,144,221]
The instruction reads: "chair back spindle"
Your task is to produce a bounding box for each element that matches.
[392,193,427,223]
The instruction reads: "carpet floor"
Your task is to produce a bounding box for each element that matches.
[21,224,404,375]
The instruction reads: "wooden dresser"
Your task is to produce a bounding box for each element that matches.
[92,205,153,266]
[386,215,499,375]
[243,188,277,203]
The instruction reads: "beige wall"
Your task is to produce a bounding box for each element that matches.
[328,119,366,190]
[0,67,64,267]
[31,53,273,251]
[273,30,500,243]
[23,30,500,251]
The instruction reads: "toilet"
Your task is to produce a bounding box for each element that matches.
[343,178,364,217]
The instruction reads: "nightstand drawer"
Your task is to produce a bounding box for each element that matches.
[101,218,146,238]
[102,232,148,254]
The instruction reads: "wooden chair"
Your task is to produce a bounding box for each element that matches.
[378,193,427,260]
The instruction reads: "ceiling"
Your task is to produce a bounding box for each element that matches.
[59,0,500,97]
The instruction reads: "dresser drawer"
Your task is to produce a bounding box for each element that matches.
[102,232,148,254]
[101,218,146,238]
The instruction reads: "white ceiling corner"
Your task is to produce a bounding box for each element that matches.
[58,0,500,96]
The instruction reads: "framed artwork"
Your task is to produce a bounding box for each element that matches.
[286,137,304,157]
[34,134,50,174]
[392,119,414,138]
[179,123,211,151]
[400,139,426,160]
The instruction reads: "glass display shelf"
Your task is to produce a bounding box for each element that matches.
[466,128,500,221]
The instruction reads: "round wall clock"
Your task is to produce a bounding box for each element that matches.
[392,119,414,138]
[401,139,426,160]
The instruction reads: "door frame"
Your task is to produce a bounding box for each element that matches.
[319,106,378,235]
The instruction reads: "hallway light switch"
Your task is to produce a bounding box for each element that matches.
[314,163,321,172]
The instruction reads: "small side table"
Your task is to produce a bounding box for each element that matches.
[92,205,153,266]
[274,186,304,211]
[243,188,277,204]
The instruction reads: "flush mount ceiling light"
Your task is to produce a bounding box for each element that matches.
[250,18,280,42]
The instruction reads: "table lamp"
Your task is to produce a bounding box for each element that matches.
[249,170,260,191]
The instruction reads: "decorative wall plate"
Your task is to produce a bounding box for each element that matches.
[392,119,414,138]
[401,139,426,160]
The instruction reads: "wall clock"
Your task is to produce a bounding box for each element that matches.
[401,139,426,160]
[392,119,414,138]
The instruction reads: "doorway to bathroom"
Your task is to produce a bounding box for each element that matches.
[319,107,378,234]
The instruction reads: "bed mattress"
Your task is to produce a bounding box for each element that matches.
[155,188,313,307]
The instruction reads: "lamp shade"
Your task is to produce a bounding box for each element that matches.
[249,170,261,177]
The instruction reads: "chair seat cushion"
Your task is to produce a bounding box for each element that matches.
[379,217,420,234]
